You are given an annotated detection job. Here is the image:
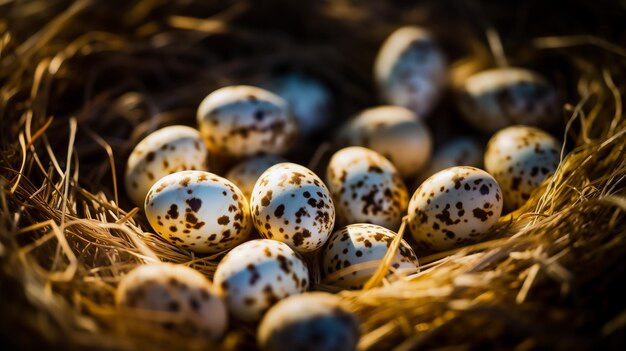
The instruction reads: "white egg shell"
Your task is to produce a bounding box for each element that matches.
[416,137,483,186]
[225,155,287,201]
[484,125,561,210]
[145,170,252,254]
[213,239,309,322]
[250,163,335,253]
[197,85,298,157]
[322,224,419,289]
[264,73,333,137]
[116,263,227,340]
[374,26,447,118]
[125,125,208,207]
[326,147,409,230]
[458,67,559,133]
[257,292,360,351]
[336,105,432,178]
[408,166,503,251]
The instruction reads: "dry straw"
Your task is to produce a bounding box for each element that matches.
[1,0,625,350]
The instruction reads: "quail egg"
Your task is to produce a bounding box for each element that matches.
[408,166,503,251]
[322,223,419,289]
[116,263,227,340]
[336,106,432,178]
[197,85,298,157]
[250,162,335,253]
[457,67,559,133]
[374,26,447,118]
[145,170,252,254]
[326,147,408,230]
[484,125,561,209]
[213,239,309,322]
[125,125,208,207]
[257,292,360,351]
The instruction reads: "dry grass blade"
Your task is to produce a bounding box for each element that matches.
[363,217,408,290]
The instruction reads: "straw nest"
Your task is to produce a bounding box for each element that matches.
[1,0,626,350]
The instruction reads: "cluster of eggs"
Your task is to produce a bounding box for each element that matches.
[118,25,563,348]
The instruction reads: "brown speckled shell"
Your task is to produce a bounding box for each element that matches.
[197,86,297,157]
[458,68,559,133]
[326,146,408,231]
[125,126,208,207]
[115,263,227,340]
[336,105,433,178]
[213,239,309,322]
[484,125,561,210]
[145,170,252,254]
[250,163,335,253]
[408,166,503,251]
[322,223,419,289]
[257,292,360,351]
[374,26,447,118]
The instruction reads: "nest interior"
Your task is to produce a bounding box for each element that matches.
[1,0,626,350]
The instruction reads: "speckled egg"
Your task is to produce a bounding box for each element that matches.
[374,26,447,118]
[257,292,360,351]
[458,67,560,133]
[197,85,298,157]
[416,137,483,186]
[336,105,432,178]
[408,166,503,251]
[484,125,561,210]
[250,163,335,253]
[322,224,419,289]
[225,155,287,201]
[326,147,408,230]
[116,263,227,340]
[213,239,309,322]
[125,125,208,207]
[145,170,252,254]
[264,73,333,137]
